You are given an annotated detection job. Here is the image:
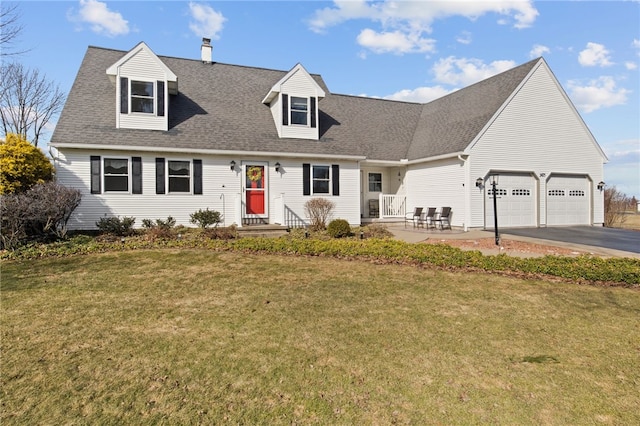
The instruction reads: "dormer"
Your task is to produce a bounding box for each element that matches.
[262,63,326,140]
[106,42,178,131]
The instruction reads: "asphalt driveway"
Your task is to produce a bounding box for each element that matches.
[502,226,640,254]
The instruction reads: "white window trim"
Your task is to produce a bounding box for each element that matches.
[312,164,331,195]
[167,158,192,194]
[368,172,382,193]
[130,79,156,115]
[289,95,309,127]
[103,157,130,193]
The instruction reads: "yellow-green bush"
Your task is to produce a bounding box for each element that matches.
[0,133,54,194]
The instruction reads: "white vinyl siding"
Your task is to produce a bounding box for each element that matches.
[116,48,169,131]
[55,150,362,230]
[468,62,604,228]
[278,70,320,140]
[269,160,360,227]
[405,158,465,228]
[55,150,239,230]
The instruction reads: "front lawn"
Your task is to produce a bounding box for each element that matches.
[2,250,639,424]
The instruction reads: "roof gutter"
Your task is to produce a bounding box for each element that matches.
[49,143,367,161]
[360,152,466,167]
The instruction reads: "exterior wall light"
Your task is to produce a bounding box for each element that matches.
[275,162,281,172]
[597,181,605,190]
[230,160,236,171]
[475,177,484,187]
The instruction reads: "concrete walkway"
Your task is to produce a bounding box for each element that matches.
[386,224,640,259]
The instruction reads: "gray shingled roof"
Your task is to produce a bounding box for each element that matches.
[51,46,540,162]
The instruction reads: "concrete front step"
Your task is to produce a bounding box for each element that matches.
[236,225,289,238]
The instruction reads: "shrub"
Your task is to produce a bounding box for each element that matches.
[0,182,81,249]
[327,219,352,238]
[304,198,335,231]
[202,225,237,240]
[141,216,177,241]
[190,208,222,229]
[142,216,176,230]
[362,223,393,239]
[96,216,135,236]
[0,133,54,194]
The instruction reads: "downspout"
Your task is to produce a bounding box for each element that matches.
[49,145,59,182]
[458,154,469,232]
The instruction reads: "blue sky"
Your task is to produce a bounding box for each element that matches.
[6,0,640,198]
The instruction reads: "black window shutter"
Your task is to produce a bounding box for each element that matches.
[303,163,311,195]
[282,94,289,126]
[193,159,203,195]
[120,77,128,114]
[332,164,340,196]
[310,97,317,129]
[157,81,165,117]
[155,158,165,194]
[90,156,101,194]
[132,157,142,194]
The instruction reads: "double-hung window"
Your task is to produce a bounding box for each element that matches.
[131,80,154,114]
[104,158,129,192]
[303,163,339,196]
[312,165,330,194]
[168,160,191,193]
[91,156,141,194]
[290,96,308,125]
[368,173,382,192]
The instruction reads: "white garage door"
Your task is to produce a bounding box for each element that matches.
[485,173,536,228]
[546,175,590,225]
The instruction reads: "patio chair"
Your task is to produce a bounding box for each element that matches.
[368,199,379,218]
[405,207,424,228]
[419,207,437,229]
[433,207,452,230]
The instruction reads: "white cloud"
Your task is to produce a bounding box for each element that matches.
[188,2,226,39]
[567,76,630,113]
[385,86,453,103]
[68,0,129,37]
[578,42,613,67]
[625,61,638,70]
[432,57,516,86]
[529,44,550,58]
[603,138,640,197]
[357,29,435,54]
[456,31,472,45]
[308,0,538,55]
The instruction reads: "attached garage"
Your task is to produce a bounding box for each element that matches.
[485,173,537,228]
[546,175,590,225]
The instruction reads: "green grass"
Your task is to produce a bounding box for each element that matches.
[2,250,640,424]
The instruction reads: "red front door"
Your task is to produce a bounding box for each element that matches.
[245,165,266,215]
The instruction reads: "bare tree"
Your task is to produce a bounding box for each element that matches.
[604,186,632,228]
[0,63,65,147]
[1,3,27,56]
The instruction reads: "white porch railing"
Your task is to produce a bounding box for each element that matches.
[379,194,406,218]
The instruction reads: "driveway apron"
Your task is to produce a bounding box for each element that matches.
[502,226,640,254]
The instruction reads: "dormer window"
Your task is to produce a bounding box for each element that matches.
[131,81,154,113]
[107,42,177,131]
[281,94,316,128]
[291,96,308,125]
[262,63,325,140]
[119,77,165,117]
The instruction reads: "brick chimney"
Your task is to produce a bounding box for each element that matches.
[201,38,212,63]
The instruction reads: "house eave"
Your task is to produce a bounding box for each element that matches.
[50,143,366,161]
[362,152,466,167]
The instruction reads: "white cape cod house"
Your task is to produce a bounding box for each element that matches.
[50,40,607,231]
